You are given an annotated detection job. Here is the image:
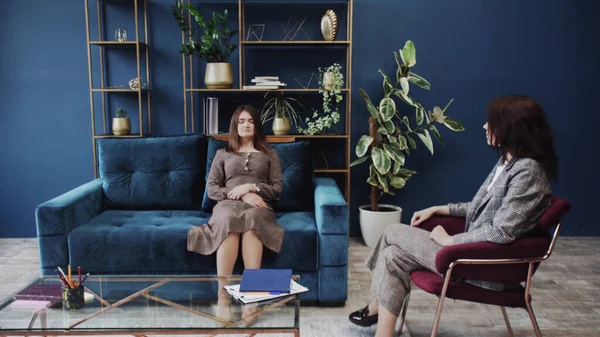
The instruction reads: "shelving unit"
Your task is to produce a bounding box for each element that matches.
[84,0,152,178]
[181,0,353,202]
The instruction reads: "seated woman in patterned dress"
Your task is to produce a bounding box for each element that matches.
[187,104,284,323]
[348,95,560,337]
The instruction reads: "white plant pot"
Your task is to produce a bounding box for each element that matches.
[359,204,403,247]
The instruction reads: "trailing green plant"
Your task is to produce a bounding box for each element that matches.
[260,92,305,130]
[298,63,344,135]
[116,108,128,118]
[171,0,238,63]
[350,40,466,211]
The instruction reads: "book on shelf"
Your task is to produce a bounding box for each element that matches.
[203,97,219,134]
[245,76,287,89]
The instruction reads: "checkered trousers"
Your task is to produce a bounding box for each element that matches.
[366,223,443,316]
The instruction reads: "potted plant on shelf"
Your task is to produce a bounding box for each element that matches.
[298,63,344,135]
[350,40,466,247]
[112,108,131,136]
[260,92,305,135]
[172,0,239,89]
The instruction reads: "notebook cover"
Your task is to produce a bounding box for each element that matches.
[239,269,292,293]
[12,284,62,301]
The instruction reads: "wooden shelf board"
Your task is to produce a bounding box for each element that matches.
[92,88,149,92]
[89,41,147,47]
[94,133,149,139]
[242,41,350,45]
[185,88,349,92]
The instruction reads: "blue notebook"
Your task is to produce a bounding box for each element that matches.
[239,269,292,293]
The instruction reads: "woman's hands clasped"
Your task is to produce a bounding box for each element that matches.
[241,193,268,208]
[227,183,254,200]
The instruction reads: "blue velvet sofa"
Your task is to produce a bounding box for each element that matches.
[35,135,349,304]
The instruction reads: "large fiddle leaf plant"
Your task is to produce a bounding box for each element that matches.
[350,40,466,211]
[172,0,238,63]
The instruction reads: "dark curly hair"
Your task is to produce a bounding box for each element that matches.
[486,95,559,181]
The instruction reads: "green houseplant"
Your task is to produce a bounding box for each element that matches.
[350,40,466,246]
[260,92,305,135]
[112,108,131,136]
[298,63,344,135]
[172,0,239,89]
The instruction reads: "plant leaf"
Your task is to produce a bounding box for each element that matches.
[376,173,389,193]
[401,40,416,67]
[432,106,444,123]
[358,88,379,119]
[393,90,415,107]
[389,176,406,189]
[379,97,396,122]
[356,135,374,157]
[377,127,389,135]
[379,70,394,97]
[387,134,397,143]
[398,135,408,150]
[393,161,402,175]
[408,72,431,90]
[383,144,405,165]
[400,77,410,95]
[367,176,378,187]
[350,155,371,167]
[372,147,391,175]
[393,51,402,68]
[402,116,412,131]
[443,116,466,131]
[406,134,417,150]
[429,125,444,144]
[381,119,395,134]
[417,130,434,155]
[396,168,417,179]
[416,106,424,125]
[442,98,455,114]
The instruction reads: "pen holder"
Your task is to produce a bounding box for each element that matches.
[62,284,84,311]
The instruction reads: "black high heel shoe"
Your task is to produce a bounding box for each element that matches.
[349,305,378,327]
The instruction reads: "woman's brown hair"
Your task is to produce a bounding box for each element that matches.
[486,95,559,181]
[226,105,270,153]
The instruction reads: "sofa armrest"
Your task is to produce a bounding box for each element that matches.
[314,177,348,235]
[35,179,104,275]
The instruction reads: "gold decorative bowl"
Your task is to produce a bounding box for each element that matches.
[320,9,338,41]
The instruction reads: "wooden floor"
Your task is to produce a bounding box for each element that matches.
[1,236,599,336]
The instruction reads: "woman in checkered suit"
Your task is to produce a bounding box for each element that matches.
[349,95,560,337]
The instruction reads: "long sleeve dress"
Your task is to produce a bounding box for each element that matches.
[187,148,284,255]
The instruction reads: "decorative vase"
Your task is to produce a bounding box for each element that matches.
[272,117,291,135]
[359,204,403,247]
[320,9,338,41]
[205,63,234,89]
[323,71,333,91]
[112,117,131,136]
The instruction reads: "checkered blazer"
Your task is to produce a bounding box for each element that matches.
[448,157,552,245]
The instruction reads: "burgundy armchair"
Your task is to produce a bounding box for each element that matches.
[398,196,571,337]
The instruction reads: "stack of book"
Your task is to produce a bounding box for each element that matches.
[243,76,287,90]
[224,269,309,304]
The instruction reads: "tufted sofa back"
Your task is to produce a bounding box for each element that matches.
[97,135,208,210]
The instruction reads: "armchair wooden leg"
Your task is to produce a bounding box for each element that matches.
[397,292,411,335]
[500,306,514,337]
[430,275,452,337]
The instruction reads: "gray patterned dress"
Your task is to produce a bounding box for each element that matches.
[187,148,284,255]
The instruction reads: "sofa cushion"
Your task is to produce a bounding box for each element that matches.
[68,210,318,273]
[98,135,207,210]
[201,138,314,212]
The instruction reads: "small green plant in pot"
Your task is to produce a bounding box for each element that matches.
[172,0,239,89]
[260,92,305,135]
[112,108,131,136]
[350,40,466,246]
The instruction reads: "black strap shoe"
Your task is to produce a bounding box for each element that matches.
[349,305,378,327]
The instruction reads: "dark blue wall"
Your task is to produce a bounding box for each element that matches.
[1,0,598,238]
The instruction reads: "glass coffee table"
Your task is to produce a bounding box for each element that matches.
[0,275,300,336]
